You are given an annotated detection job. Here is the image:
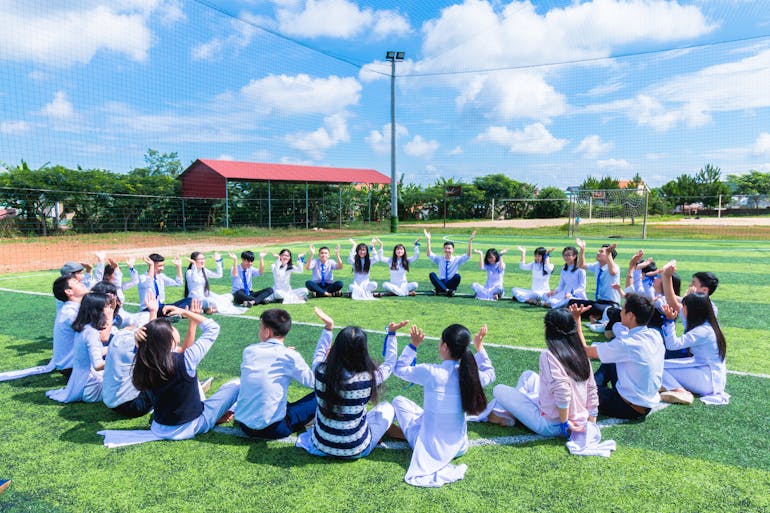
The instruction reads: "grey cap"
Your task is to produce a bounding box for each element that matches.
[60,262,84,275]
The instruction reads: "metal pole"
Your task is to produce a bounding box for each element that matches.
[390,57,398,233]
[268,180,272,230]
[305,182,309,229]
[225,179,229,228]
[443,187,447,228]
[642,186,649,240]
[339,185,343,229]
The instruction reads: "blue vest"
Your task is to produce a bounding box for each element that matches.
[148,353,203,426]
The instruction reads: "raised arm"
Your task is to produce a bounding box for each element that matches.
[172,256,183,283]
[311,307,335,370]
[661,260,682,311]
[393,324,431,385]
[305,245,315,270]
[378,319,410,383]
[569,303,597,359]
[475,248,485,270]
[467,230,476,257]
[334,243,343,269]
[473,324,495,386]
[518,245,527,264]
[423,229,433,257]
[576,238,587,270]
[257,252,266,275]
[229,253,239,278]
[605,243,618,275]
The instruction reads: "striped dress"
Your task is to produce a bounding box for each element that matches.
[310,366,375,457]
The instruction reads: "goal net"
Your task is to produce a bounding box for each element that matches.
[568,188,649,239]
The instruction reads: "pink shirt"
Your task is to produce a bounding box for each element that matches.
[537,350,598,423]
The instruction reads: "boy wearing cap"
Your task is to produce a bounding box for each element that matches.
[56,261,93,312]
[51,273,89,376]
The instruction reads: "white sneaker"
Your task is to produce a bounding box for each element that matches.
[589,323,607,333]
[660,389,694,405]
[200,377,214,395]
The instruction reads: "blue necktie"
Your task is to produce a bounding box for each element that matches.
[153,277,160,300]
[242,269,250,296]
[320,263,326,286]
[595,267,603,301]
[445,259,450,281]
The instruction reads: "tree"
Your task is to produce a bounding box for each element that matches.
[727,170,770,209]
[473,174,535,219]
[0,161,70,235]
[138,149,183,177]
[695,163,729,207]
[659,174,700,210]
[530,186,567,218]
[580,175,620,190]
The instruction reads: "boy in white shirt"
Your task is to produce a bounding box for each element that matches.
[304,244,344,298]
[574,293,663,420]
[424,228,475,297]
[234,309,322,439]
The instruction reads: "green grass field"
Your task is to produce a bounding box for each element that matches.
[1,232,769,512]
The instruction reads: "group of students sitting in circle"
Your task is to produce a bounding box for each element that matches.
[0,234,729,488]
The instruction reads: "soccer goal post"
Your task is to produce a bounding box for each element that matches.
[568,187,649,240]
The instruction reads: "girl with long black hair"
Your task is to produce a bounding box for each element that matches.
[390,322,495,487]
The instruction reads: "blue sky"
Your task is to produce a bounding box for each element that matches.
[1,0,770,188]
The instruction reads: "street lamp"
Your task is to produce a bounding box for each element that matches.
[386,50,405,233]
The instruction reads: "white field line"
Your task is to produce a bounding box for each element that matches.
[0,273,52,281]
[1,287,768,380]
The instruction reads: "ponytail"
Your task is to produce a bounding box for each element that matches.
[442,324,488,415]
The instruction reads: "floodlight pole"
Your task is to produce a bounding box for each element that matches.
[386,50,404,233]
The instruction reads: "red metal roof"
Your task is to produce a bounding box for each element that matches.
[181,159,390,185]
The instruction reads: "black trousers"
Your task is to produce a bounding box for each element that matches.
[429,272,461,292]
[233,287,274,305]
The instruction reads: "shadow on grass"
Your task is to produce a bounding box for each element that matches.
[5,336,51,354]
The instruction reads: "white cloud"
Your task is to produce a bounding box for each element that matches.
[372,9,411,38]
[192,13,263,61]
[240,74,361,115]
[404,135,439,159]
[0,3,162,66]
[276,0,409,39]
[285,113,350,159]
[456,71,567,122]
[586,48,770,131]
[598,158,632,171]
[754,133,770,155]
[449,146,463,155]
[0,120,31,135]
[626,95,711,132]
[217,154,235,161]
[365,123,408,154]
[408,0,715,122]
[476,123,567,154]
[42,91,75,120]
[575,135,613,159]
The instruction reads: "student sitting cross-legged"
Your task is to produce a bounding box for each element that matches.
[304,244,344,298]
[234,308,324,439]
[424,228,475,297]
[575,294,664,420]
[296,308,409,458]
